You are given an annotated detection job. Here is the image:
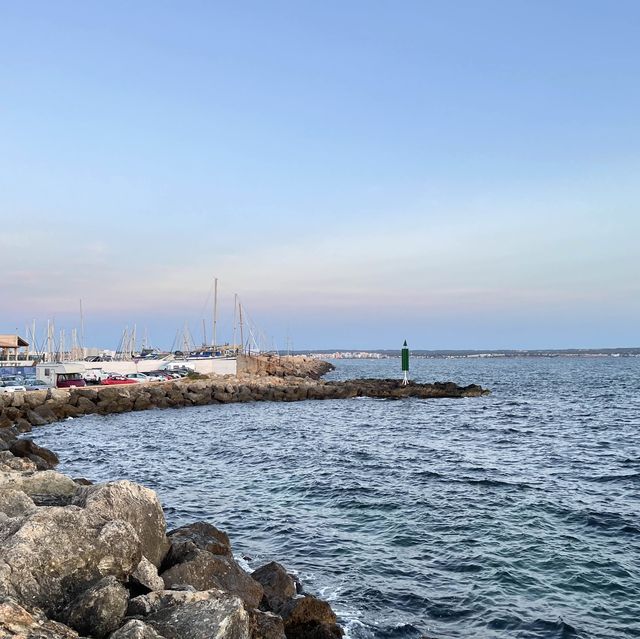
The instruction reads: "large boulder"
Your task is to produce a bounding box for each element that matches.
[10,439,59,470]
[61,576,129,638]
[144,595,250,639]
[0,480,170,617]
[128,589,252,639]
[251,562,296,612]
[0,597,80,638]
[127,588,226,617]
[72,481,169,567]
[0,507,140,617]
[279,596,342,639]
[160,550,263,609]
[164,521,231,567]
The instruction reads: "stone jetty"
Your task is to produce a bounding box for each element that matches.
[0,355,488,433]
[0,356,489,637]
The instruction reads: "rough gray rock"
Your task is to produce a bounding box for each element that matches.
[251,562,296,612]
[165,521,232,567]
[61,576,129,638]
[0,488,37,518]
[131,556,165,593]
[127,588,227,618]
[109,619,164,639]
[72,481,169,567]
[144,595,250,639]
[160,550,263,609]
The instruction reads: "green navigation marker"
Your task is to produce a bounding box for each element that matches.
[401,340,409,385]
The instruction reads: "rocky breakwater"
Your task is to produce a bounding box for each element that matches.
[237,355,334,380]
[0,377,489,434]
[0,433,343,639]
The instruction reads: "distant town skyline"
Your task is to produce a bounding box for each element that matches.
[1,1,639,350]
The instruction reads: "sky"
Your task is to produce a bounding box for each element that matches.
[1,1,639,350]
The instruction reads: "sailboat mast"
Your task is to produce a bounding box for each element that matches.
[232,293,237,351]
[79,299,85,359]
[239,303,244,354]
[212,277,218,350]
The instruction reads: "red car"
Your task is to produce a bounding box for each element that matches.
[101,375,138,385]
[56,373,86,388]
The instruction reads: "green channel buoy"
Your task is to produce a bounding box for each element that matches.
[401,340,409,385]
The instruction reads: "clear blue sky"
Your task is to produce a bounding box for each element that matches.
[1,1,639,350]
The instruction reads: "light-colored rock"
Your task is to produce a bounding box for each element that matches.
[0,488,37,518]
[131,556,165,592]
[72,481,169,567]
[0,469,78,498]
[0,597,81,638]
[0,452,38,473]
[0,507,140,616]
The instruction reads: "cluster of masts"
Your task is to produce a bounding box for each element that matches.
[20,279,278,363]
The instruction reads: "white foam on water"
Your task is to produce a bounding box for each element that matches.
[234,554,252,572]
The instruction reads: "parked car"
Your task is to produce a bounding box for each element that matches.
[138,372,167,382]
[147,370,178,380]
[125,373,150,383]
[0,381,27,393]
[56,373,86,388]
[101,375,137,385]
[83,369,111,385]
[24,379,52,391]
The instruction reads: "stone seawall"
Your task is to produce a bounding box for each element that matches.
[0,375,488,434]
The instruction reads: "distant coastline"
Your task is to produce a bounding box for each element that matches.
[302,348,640,359]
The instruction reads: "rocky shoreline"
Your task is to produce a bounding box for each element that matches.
[0,358,489,638]
[0,435,343,639]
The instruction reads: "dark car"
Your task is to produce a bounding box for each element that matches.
[56,373,86,388]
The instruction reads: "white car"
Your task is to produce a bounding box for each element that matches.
[125,373,149,383]
[0,381,27,393]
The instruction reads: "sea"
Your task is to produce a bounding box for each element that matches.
[30,357,640,639]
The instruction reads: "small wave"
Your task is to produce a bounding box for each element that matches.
[554,506,640,535]
[587,472,640,483]
[413,469,443,479]
[456,477,536,490]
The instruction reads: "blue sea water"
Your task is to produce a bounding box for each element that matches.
[31,357,640,639]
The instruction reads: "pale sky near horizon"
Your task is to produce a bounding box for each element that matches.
[1,1,639,350]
